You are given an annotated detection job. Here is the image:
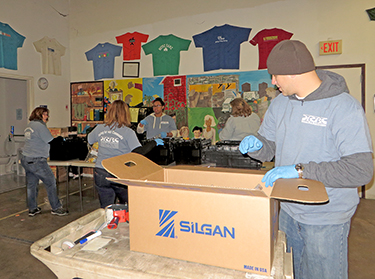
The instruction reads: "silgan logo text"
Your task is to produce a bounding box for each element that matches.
[156,209,235,239]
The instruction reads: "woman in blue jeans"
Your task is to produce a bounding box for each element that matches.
[88,100,163,208]
[21,107,68,217]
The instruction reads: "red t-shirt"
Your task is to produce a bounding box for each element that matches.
[250,28,293,69]
[116,32,149,60]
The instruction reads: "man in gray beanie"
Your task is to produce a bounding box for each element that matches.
[239,40,373,279]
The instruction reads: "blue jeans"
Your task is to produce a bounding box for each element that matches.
[21,156,62,211]
[94,167,128,208]
[279,209,350,279]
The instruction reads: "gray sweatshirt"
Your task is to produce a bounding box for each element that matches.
[249,70,373,225]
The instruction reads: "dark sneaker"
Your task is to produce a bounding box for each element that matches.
[51,208,69,216]
[29,207,41,217]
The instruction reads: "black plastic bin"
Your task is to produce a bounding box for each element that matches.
[141,138,175,166]
[202,140,262,169]
[173,138,212,165]
[49,136,88,161]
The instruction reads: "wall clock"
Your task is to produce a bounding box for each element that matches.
[38,77,49,90]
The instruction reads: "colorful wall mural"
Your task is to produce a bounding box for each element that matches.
[101,69,274,143]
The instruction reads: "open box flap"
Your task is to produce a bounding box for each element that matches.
[102,153,163,180]
[272,178,329,203]
[108,177,269,197]
[103,153,329,204]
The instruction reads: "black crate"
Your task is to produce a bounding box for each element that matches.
[49,136,88,161]
[141,138,175,166]
[173,138,211,165]
[202,140,262,169]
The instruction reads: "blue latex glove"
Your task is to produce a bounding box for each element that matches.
[261,165,298,187]
[239,135,263,154]
[155,139,164,146]
[160,131,167,138]
[140,119,147,125]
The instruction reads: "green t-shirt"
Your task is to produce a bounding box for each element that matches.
[142,34,191,76]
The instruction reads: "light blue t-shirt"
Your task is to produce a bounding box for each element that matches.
[219,114,260,141]
[85,43,122,80]
[88,124,141,168]
[23,121,54,158]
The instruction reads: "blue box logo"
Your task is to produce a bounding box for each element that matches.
[156,209,178,238]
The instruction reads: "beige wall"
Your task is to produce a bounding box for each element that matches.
[2,0,375,198]
[68,0,375,198]
[0,0,70,127]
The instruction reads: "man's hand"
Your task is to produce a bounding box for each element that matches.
[262,165,298,187]
[139,119,147,127]
[239,135,263,154]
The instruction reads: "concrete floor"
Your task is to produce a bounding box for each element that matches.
[0,173,374,279]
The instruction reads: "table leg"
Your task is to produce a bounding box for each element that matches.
[78,167,83,212]
[65,166,69,211]
[56,166,59,195]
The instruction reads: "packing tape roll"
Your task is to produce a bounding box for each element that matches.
[61,240,75,250]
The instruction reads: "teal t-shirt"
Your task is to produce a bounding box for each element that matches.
[142,34,191,76]
[0,22,25,70]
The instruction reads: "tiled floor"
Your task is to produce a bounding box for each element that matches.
[0,172,374,278]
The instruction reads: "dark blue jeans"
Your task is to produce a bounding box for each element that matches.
[280,208,350,279]
[21,156,62,211]
[93,167,128,208]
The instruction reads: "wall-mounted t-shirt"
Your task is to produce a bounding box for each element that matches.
[116,31,149,60]
[250,28,293,70]
[142,34,191,76]
[193,24,251,71]
[85,43,122,80]
[0,22,25,70]
[33,37,66,75]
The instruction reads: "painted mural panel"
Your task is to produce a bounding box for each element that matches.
[86,69,274,143]
[186,70,273,141]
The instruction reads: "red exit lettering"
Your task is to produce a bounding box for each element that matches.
[319,40,342,55]
[321,42,339,53]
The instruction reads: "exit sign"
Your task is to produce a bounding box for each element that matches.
[319,40,342,55]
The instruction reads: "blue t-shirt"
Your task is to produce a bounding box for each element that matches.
[85,43,122,80]
[0,22,25,70]
[193,24,251,71]
[23,121,54,158]
[88,124,141,168]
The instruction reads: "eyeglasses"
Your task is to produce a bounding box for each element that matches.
[153,105,162,108]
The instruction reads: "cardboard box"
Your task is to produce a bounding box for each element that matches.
[49,127,69,138]
[103,153,328,276]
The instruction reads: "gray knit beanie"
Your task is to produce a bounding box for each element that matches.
[267,40,315,75]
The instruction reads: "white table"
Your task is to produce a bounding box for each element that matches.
[31,209,293,278]
[69,160,95,211]
[47,160,95,212]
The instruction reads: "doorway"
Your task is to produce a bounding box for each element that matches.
[0,73,33,185]
[316,64,367,198]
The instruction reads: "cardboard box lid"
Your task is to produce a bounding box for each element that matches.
[103,153,328,204]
